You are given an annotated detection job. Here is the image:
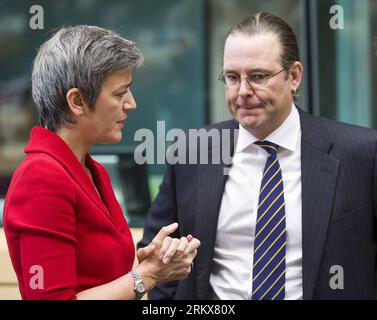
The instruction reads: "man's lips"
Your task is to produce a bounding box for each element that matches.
[237,105,264,110]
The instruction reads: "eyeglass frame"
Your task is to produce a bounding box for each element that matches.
[218,68,288,89]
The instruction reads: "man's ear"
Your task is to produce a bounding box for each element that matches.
[289,61,303,93]
[66,88,85,117]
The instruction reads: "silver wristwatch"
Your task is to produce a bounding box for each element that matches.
[128,271,146,300]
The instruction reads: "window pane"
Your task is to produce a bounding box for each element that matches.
[317,0,377,127]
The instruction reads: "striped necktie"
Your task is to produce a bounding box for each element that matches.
[252,141,286,300]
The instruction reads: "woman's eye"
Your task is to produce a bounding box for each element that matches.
[116,90,128,97]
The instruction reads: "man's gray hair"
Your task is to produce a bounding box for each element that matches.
[32,25,144,132]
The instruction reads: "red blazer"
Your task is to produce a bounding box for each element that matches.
[3,126,135,299]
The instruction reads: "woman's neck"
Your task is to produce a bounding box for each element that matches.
[55,126,91,167]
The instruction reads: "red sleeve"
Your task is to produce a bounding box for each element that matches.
[5,157,78,299]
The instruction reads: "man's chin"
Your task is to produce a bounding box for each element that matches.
[238,114,263,127]
[237,106,265,118]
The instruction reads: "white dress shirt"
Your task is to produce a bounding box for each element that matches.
[209,105,303,300]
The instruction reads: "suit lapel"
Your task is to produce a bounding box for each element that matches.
[25,127,114,225]
[195,121,238,299]
[196,162,229,299]
[299,110,339,299]
[54,150,114,224]
[85,155,121,228]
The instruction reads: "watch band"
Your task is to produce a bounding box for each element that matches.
[128,270,146,300]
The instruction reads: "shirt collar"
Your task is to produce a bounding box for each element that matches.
[236,103,301,153]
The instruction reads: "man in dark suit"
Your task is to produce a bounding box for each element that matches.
[138,12,377,299]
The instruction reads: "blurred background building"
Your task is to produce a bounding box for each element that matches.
[1,0,377,299]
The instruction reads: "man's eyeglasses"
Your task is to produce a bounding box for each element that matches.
[218,68,286,89]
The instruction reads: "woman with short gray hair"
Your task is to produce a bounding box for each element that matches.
[3,25,200,300]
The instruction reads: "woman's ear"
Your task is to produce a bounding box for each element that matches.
[66,88,85,117]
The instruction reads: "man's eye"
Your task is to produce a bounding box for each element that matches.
[225,74,239,82]
[250,73,266,81]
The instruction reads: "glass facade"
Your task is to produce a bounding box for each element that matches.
[1,0,377,227]
[316,0,377,126]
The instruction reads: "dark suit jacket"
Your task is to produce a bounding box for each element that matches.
[139,108,377,299]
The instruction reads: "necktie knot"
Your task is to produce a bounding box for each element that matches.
[255,141,279,156]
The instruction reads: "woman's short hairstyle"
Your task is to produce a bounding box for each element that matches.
[32,25,143,132]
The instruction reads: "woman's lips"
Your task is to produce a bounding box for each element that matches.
[117,119,126,127]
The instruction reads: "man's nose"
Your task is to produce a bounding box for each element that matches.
[238,78,256,96]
